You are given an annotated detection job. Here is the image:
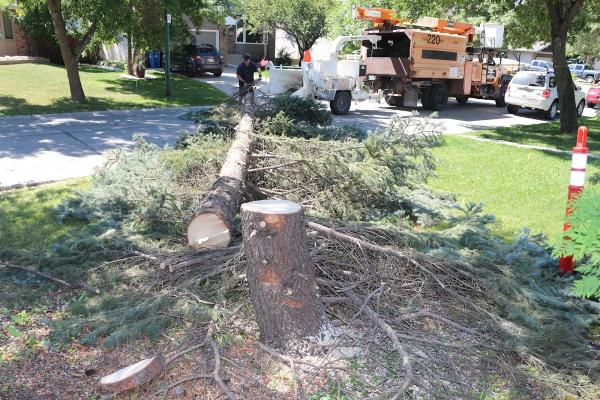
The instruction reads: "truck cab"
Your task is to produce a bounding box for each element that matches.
[568,63,600,83]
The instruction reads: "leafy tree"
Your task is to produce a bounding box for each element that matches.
[43,0,127,102]
[568,23,600,60]
[242,0,334,64]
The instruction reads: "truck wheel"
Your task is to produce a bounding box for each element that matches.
[455,95,469,105]
[507,104,519,114]
[545,100,559,120]
[429,84,448,111]
[589,102,597,109]
[385,95,404,107]
[585,75,594,83]
[421,88,433,109]
[495,84,508,107]
[330,91,352,115]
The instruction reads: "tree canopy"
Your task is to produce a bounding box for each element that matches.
[242,0,334,61]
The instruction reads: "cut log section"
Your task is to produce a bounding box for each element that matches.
[187,113,254,249]
[241,200,326,349]
[100,353,165,394]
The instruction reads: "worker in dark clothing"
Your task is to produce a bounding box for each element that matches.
[236,54,262,103]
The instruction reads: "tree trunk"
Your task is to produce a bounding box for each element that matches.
[187,114,254,249]
[552,35,578,133]
[47,0,87,102]
[127,31,134,76]
[241,200,325,349]
[545,0,585,134]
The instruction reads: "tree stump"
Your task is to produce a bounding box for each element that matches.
[241,200,326,349]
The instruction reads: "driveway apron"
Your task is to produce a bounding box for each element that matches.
[0,107,206,189]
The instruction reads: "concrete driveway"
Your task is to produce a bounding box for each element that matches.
[330,97,599,133]
[0,107,206,189]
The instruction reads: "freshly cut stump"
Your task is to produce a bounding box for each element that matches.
[241,200,326,349]
[100,353,165,393]
[187,113,253,249]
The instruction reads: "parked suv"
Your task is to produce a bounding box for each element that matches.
[505,71,586,119]
[170,43,225,77]
[525,59,554,72]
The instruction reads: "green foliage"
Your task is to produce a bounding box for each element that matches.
[57,135,228,234]
[274,48,293,66]
[177,105,241,148]
[259,111,366,141]
[254,114,442,222]
[243,0,333,56]
[258,94,332,126]
[553,188,600,299]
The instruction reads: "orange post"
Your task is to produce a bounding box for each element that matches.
[559,126,588,273]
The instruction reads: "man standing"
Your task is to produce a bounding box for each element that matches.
[236,54,262,104]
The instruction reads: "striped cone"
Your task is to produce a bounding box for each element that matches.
[559,126,588,273]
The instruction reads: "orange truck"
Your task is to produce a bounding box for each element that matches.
[354,6,512,110]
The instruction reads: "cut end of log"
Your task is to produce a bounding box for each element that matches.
[187,213,231,249]
[100,353,165,394]
[241,200,302,215]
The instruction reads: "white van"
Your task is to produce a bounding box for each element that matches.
[505,71,586,119]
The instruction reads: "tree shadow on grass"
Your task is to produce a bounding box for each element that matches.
[479,117,600,153]
[100,74,227,107]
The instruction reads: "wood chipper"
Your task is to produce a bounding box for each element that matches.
[354,6,512,110]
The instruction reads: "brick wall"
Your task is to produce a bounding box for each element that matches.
[13,22,31,56]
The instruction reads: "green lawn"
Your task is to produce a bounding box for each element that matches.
[429,135,600,239]
[0,179,90,252]
[475,117,600,154]
[0,63,227,116]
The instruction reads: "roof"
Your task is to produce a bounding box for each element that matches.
[509,42,552,55]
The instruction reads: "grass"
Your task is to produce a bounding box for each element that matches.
[0,179,90,252]
[474,117,600,154]
[429,135,600,239]
[0,63,228,116]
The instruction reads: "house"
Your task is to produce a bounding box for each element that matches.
[101,16,276,66]
[0,6,32,57]
[505,42,553,68]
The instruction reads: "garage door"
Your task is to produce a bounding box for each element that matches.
[195,30,218,50]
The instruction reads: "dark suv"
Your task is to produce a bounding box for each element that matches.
[170,43,225,77]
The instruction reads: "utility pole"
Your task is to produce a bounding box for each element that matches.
[164,12,172,96]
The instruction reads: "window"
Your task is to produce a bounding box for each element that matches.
[422,49,457,61]
[236,19,266,44]
[2,13,13,40]
[511,72,544,86]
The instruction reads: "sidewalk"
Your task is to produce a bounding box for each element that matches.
[0,106,207,189]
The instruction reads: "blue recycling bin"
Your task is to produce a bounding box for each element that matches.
[148,51,161,68]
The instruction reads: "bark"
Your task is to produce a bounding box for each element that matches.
[545,0,585,133]
[241,200,326,349]
[47,0,98,102]
[127,31,134,76]
[187,114,254,248]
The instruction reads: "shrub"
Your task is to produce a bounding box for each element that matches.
[274,48,293,66]
[553,188,600,298]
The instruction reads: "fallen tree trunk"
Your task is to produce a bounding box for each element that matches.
[187,113,254,249]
